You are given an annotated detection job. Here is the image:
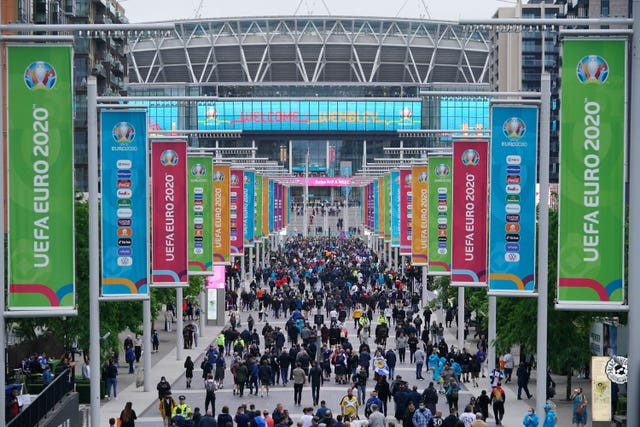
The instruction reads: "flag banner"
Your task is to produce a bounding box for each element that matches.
[451,140,489,286]
[488,105,539,294]
[557,39,626,308]
[100,111,149,297]
[400,169,412,255]
[212,164,231,265]
[230,169,244,255]
[262,176,270,238]
[391,170,401,247]
[383,174,390,241]
[374,179,380,235]
[7,45,75,309]
[411,165,429,265]
[428,157,452,275]
[255,175,263,241]
[268,178,275,234]
[243,171,256,246]
[284,185,289,229]
[188,156,213,274]
[151,140,188,286]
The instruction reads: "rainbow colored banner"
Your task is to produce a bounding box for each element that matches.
[151,140,188,286]
[100,111,149,297]
[213,164,231,264]
[488,105,538,293]
[411,165,428,265]
[451,140,488,286]
[187,156,213,274]
[243,171,255,246]
[230,169,244,255]
[428,157,452,274]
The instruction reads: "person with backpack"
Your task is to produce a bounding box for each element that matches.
[444,379,459,411]
[490,383,506,425]
[204,373,216,414]
[152,330,160,353]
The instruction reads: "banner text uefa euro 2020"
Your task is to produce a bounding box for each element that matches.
[390,170,401,247]
[243,171,256,246]
[400,169,412,256]
[7,46,75,309]
[428,157,452,274]
[489,105,538,293]
[558,39,626,307]
[230,169,245,255]
[101,110,149,297]
[188,157,213,274]
[212,165,231,264]
[411,165,428,265]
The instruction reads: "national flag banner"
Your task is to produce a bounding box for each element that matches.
[390,170,401,247]
[7,45,75,309]
[100,110,149,297]
[151,140,188,286]
[188,156,213,274]
[428,157,452,274]
[557,39,626,308]
[451,140,489,286]
[230,169,245,256]
[383,174,391,241]
[411,165,429,266]
[489,105,539,294]
[212,164,231,265]
[400,169,412,255]
[243,171,256,246]
[255,175,263,241]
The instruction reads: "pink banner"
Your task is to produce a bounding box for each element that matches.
[400,169,412,255]
[451,140,488,286]
[230,169,244,255]
[151,140,188,286]
[206,265,226,289]
[293,177,353,186]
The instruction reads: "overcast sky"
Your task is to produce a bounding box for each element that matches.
[123,0,517,23]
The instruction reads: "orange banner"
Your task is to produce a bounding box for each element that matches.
[212,164,230,264]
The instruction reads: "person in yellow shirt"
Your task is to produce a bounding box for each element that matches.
[172,395,191,418]
[158,394,176,427]
[352,307,362,329]
[340,388,360,421]
[216,333,225,354]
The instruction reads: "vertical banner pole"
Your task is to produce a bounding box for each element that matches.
[626,3,640,421]
[0,38,6,427]
[143,299,151,391]
[249,246,254,285]
[199,290,206,336]
[457,287,465,351]
[536,74,551,414]
[87,76,101,427]
[488,296,497,372]
[422,267,428,307]
[176,287,183,360]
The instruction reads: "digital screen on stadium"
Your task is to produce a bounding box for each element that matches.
[195,100,422,131]
[138,100,179,132]
[439,97,489,139]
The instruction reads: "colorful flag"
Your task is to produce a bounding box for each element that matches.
[212,164,231,264]
[188,156,213,274]
[428,158,452,274]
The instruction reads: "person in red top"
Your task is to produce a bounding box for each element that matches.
[5,387,20,421]
[264,410,275,427]
[491,383,506,425]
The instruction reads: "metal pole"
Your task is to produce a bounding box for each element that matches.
[249,246,254,285]
[536,74,551,414]
[241,252,246,283]
[626,2,640,422]
[289,140,293,175]
[488,296,497,373]
[421,267,428,307]
[87,76,101,427]
[458,287,465,352]
[142,299,152,391]
[176,288,183,360]
[199,290,206,337]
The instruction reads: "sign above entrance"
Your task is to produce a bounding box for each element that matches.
[291,177,354,186]
[196,100,422,132]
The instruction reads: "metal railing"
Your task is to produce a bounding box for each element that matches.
[7,368,74,427]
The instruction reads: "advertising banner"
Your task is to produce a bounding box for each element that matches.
[428,158,452,274]
[488,105,539,294]
[590,357,612,422]
[373,180,380,235]
[187,157,213,274]
[243,171,256,246]
[255,175,263,241]
[230,169,244,256]
[212,164,231,264]
[390,170,400,247]
[284,185,289,229]
[268,178,275,234]
[383,174,390,241]
[262,176,270,238]
[411,165,428,265]
[558,39,626,308]
[451,140,488,286]
[100,110,149,297]
[151,140,188,286]
[400,169,412,255]
[7,45,75,309]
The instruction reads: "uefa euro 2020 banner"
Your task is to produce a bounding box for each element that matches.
[488,105,538,294]
[411,165,428,266]
[399,169,412,256]
[188,156,213,275]
[451,140,488,287]
[230,169,245,255]
[557,39,626,309]
[101,110,149,297]
[213,164,231,265]
[383,174,391,241]
[390,170,400,247]
[254,175,263,241]
[7,45,75,310]
[243,171,256,246]
[428,157,452,275]
[151,140,188,287]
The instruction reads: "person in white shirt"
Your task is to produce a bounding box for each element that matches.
[489,365,505,389]
[300,407,314,427]
[503,352,514,383]
[458,405,476,427]
[367,404,386,427]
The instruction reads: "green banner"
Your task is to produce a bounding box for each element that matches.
[188,157,213,274]
[428,157,452,275]
[557,39,626,307]
[255,175,263,241]
[383,174,390,241]
[7,46,75,309]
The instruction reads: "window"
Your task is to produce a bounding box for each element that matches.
[602,0,610,16]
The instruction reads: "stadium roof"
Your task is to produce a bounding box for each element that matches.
[128,16,490,85]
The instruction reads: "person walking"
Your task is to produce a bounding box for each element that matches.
[516,362,533,400]
[134,335,143,363]
[571,387,588,427]
[415,347,426,380]
[184,356,194,389]
[259,359,273,397]
[119,402,137,427]
[490,383,506,425]
[152,330,160,353]
[292,362,306,406]
[412,402,433,427]
[444,379,459,411]
[309,360,324,406]
[542,403,557,427]
[522,407,539,427]
[204,373,217,414]
[368,404,386,427]
[159,394,176,427]
[104,359,118,400]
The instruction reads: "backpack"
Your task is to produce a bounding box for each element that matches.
[493,388,503,402]
[205,380,217,394]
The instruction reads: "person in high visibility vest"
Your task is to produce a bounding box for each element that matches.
[172,395,191,418]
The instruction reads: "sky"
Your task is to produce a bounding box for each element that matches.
[122,0,517,23]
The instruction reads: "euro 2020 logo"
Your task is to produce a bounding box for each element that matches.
[435,163,450,177]
[417,172,428,183]
[577,55,609,84]
[461,149,480,166]
[502,117,526,140]
[213,171,225,182]
[160,150,179,166]
[191,163,206,176]
[112,122,136,145]
[24,61,57,90]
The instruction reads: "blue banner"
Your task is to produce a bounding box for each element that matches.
[391,170,400,247]
[100,111,149,297]
[488,105,538,293]
[197,100,422,131]
[268,179,275,234]
[373,180,379,236]
[243,171,256,247]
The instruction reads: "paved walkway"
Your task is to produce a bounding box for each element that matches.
[97,297,600,427]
